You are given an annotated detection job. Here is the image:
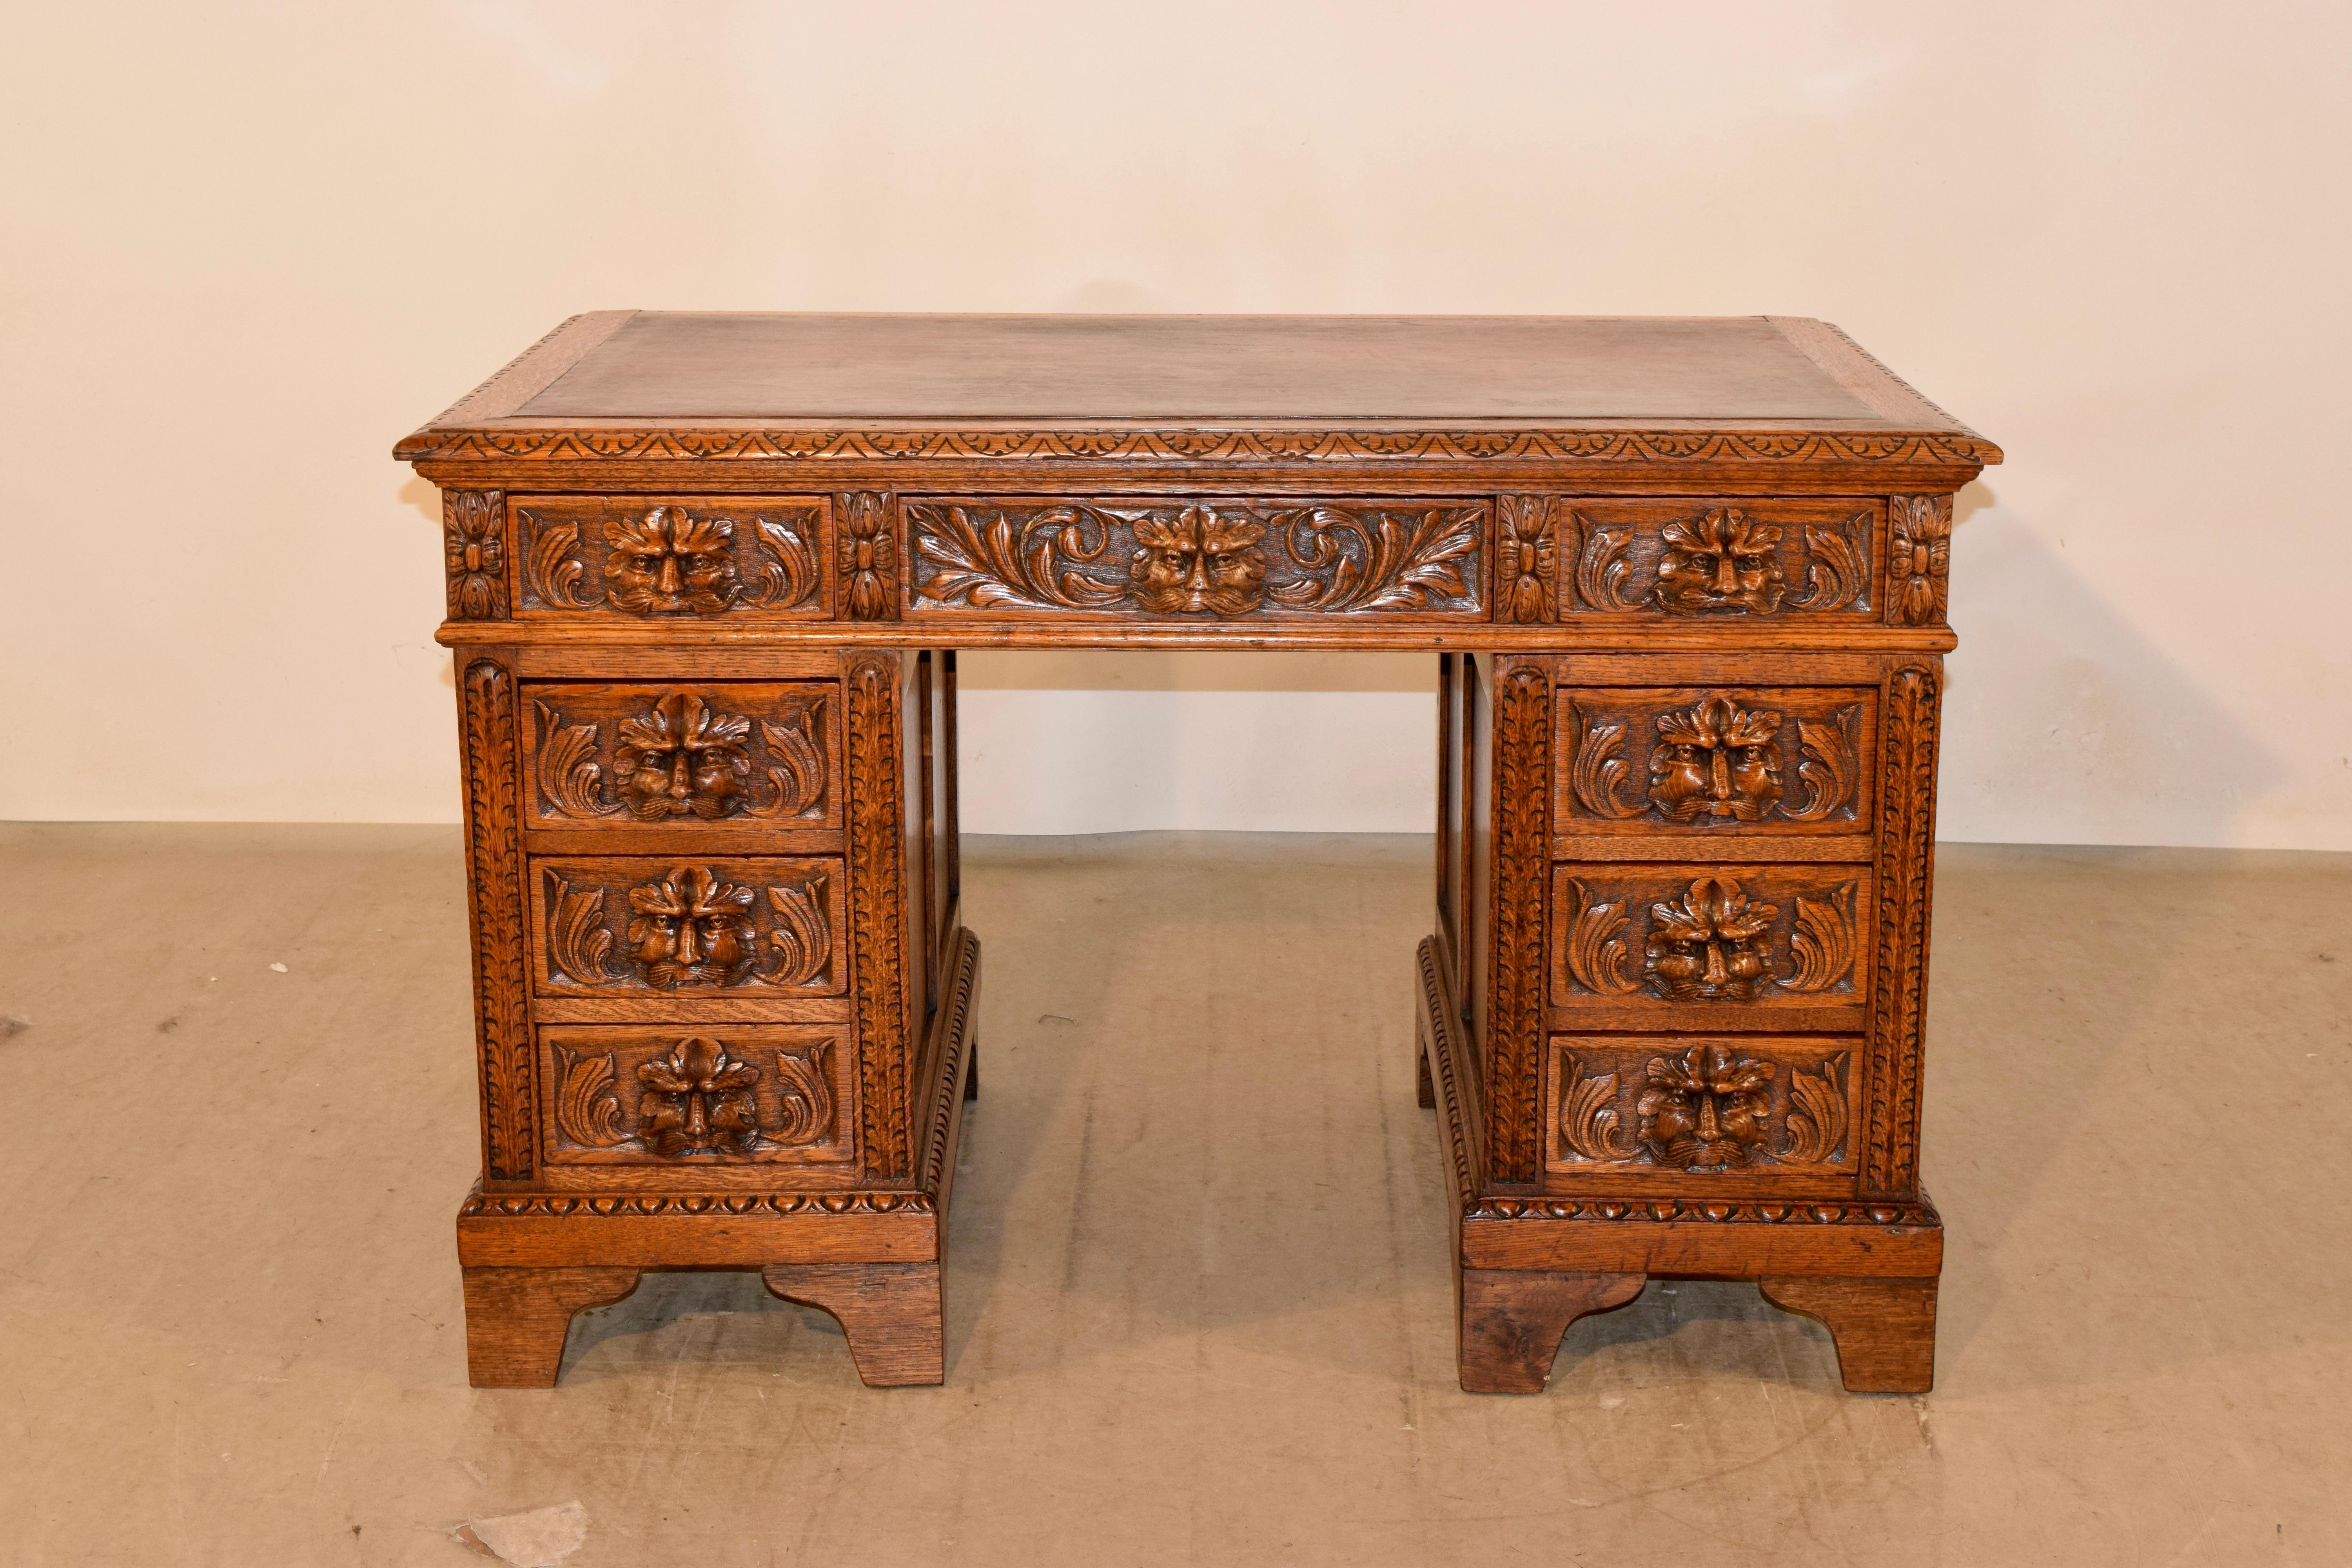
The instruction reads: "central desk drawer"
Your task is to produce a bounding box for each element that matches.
[903,495,1489,621]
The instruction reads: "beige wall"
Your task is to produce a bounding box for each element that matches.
[5,2,2345,846]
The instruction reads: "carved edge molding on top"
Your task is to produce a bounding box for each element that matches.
[400,427,2000,466]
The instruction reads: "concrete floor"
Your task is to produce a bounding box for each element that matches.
[0,826,2345,1566]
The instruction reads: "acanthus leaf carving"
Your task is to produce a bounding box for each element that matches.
[744,514,820,609]
[1499,495,1558,623]
[1783,704,1861,822]
[1556,1054,1633,1161]
[552,1043,631,1149]
[1573,514,1639,610]
[1261,503,1483,613]
[1787,511,1869,611]
[460,660,532,1181]
[762,876,831,989]
[533,701,622,820]
[1783,1051,1851,1165]
[1562,878,1641,996]
[1864,665,1941,1196]
[911,502,1128,611]
[769,1041,837,1147]
[543,870,616,985]
[1784,883,1859,994]
[1887,495,1953,625]
[846,655,912,1180]
[521,508,593,609]
[745,702,828,820]
[1486,661,1550,1184]
[1568,706,1645,820]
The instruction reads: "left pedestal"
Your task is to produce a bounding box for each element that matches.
[447,634,970,1388]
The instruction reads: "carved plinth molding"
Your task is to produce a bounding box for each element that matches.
[460,659,532,1181]
[1862,664,1940,1196]
[1486,659,1551,1185]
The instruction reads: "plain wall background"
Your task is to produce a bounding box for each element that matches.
[5,2,2347,846]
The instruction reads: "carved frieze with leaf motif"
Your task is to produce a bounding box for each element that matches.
[512,495,828,618]
[1551,864,1869,1022]
[905,497,1486,619]
[543,1027,849,1165]
[532,858,842,996]
[1548,1038,1853,1176]
[521,683,836,832]
[1561,498,1877,617]
[1555,687,1873,834]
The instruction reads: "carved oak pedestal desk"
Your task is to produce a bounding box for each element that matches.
[396,313,1999,1394]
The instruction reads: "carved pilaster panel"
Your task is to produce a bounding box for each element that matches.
[1485,658,1552,1186]
[1546,1036,1855,1178]
[530,858,844,996]
[460,659,533,1182]
[1886,495,1953,626]
[444,491,507,620]
[1563,498,1878,617]
[512,495,829,618]
[837,492,900,621]
[541,1025,851,1167]
[1497,495,1558,623]
[1862,664,1941,1197]
[1554,687,1875,835]
[846,655,913,1182]
[522,682,839,833]
[1551,864,1872,1029]
[905,497,1486,620]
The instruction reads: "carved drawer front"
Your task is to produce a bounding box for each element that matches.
[1556,686,1877,837]
[1545,1034,1859,1187]
[1551,863,1872,1030]
[523,682,839,835]
[530,857,845,997]
[512,495,829,618]
[539,1024,853,1167]
[1561,497,1880,618]
[905,495,1487,621]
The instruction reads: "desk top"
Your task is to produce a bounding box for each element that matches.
[397,312,1998,468]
